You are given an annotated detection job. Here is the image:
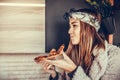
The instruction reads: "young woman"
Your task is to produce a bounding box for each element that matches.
[41,8,108,80]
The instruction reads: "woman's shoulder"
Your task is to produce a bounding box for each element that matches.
[93,40,108,57]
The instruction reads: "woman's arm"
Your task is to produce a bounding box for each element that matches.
[45,48,108,80]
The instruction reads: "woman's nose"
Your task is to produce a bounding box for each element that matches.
[68,27,73,34]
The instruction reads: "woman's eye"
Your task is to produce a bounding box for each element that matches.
[73,25,77,27]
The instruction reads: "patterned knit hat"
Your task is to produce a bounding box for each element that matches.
[63,8,100,32]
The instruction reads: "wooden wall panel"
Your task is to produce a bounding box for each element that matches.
[0,1,45,53]
[0,0,45,4]
[0,54,49,80]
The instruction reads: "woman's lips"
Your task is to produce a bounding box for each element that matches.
[70,36,74,39]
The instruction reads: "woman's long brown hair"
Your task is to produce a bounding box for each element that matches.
[66,21,105,74]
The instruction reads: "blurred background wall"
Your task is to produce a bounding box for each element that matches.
[0,0,45,53]
[46,0,120,52]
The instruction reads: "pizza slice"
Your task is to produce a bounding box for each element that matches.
[34,44,65,63]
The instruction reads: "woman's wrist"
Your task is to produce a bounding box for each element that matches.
[68,65,77,73]
[67,66,78,78]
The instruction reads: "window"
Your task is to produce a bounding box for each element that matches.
[0,0,45,53]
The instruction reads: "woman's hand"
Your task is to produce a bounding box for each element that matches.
[40,62,57,78]
[44,52,77,73]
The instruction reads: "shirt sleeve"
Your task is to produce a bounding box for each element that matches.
[49,72,59,80]
[67,66,78,78]
[72,49,108,80]
[49,72,65,80]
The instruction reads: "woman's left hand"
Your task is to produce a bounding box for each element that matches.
[44,51,77,73]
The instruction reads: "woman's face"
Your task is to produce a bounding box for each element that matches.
[68,18,80,45]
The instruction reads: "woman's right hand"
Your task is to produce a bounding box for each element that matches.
[40,62,57,78]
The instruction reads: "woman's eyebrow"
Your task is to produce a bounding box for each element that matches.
[71,22,78,24]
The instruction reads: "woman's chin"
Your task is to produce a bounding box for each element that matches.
[71,41,79,45]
